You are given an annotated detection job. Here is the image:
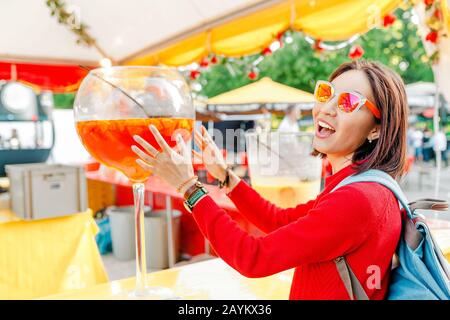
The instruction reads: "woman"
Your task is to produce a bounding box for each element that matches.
[131,60,408,300]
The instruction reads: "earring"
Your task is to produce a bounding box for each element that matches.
[368,139,372,143]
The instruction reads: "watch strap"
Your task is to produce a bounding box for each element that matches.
[184,187,208,212]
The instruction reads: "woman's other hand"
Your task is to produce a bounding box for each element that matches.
[193,125,241,192]
[193,125,228,181]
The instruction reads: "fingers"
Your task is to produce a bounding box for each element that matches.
[133,135,158,157]
[192,149,202,159]
[176,134,188,158]
[136,159,153,171]
[194,130,206,151]
[201,125,208,136]
[195,127,215,150]
[192,149,203,163]
[149,125,172,154]
[201,125,214,143]
[131,145,156,165]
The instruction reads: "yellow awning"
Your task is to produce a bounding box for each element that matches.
[443,0,450,31]
[207,77,314,105]
[126,0,401,66]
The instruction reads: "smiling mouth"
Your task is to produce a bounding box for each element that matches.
[316,120,336,138]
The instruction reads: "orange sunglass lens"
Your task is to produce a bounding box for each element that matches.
[315,83,333,102]
[338,92,360,113]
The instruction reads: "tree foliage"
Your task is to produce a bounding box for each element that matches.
[198,9,433,98]
[53,92,75,109]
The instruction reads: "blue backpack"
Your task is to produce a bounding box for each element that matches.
[330,169,450,300]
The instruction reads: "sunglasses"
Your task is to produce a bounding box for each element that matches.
[314,80,381,119]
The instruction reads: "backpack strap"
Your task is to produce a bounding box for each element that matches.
[330,169,409,300]
[335,256,369,300]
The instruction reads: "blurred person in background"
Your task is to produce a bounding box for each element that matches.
[277,104,300,133]
[422,127,433,163]
[411,126,423,161]
[433,128,448,167]
[406,125,415,157]
[255,106,272,133]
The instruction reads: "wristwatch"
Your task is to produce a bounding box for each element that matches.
[218,166,232,189]
[183,181,208,213]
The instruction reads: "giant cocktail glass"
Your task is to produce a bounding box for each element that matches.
[74,67,194,298]
[246,132,322,208]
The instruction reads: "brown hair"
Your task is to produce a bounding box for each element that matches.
[312,60,409,181]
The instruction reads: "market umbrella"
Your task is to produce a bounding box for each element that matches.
[208,77,313,105]
[206,77,314,115]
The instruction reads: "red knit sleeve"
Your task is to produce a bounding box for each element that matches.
[192,184,376,278]
[227,180,316,233]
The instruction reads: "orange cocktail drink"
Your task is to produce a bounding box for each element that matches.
[76,118,194,182]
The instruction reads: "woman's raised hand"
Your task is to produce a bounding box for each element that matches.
[132,125,195,194]
[193,125,228,182]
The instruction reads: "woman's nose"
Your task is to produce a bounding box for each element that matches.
[314,100,337,117]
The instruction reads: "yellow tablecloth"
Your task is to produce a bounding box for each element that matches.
[0,210,108,299]
[42,258,294,300]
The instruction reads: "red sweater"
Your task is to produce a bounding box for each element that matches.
[192,163,402,300]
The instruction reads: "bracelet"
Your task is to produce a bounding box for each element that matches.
[218,167,231,189]
[184,180,204,200]
[176,175,198,193]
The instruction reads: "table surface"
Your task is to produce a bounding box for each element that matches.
[41,258,294,300]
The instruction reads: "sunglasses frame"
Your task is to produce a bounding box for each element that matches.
[314,80,381,119]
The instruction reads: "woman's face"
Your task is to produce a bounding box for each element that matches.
[312,70,379,158]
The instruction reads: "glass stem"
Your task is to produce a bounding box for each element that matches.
[133,183,147,293]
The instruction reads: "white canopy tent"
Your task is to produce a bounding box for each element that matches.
[0,0,408,67]
[0,0,279,65]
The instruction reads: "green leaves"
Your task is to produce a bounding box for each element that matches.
[198,8,433,98]
[45,0,96,48]
[53,93,75,109]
